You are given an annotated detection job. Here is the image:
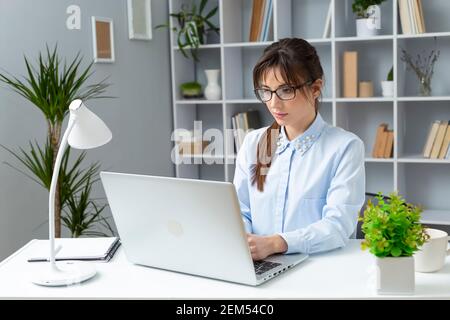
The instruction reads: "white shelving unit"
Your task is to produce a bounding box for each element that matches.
[168,0,450,225]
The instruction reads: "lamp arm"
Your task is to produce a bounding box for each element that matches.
[48,115,77,268]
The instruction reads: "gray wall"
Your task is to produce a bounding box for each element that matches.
[0,0,174,260]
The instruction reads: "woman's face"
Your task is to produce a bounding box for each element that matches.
[260,67,321,131]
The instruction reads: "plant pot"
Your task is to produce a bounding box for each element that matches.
[375,256,415,295]
[204,69,222,100]
[381,81,394,97]
[356,18,379,37]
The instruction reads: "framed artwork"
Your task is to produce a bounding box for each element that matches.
[91,16,115,63]
[127,0,152,40]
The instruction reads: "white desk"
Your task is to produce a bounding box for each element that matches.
[0,239,449,299]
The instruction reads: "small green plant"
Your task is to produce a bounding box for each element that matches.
[180,81,202,98]
[156,0,219,62]
[360,192,429,257]
[387,66,393,81]
[352,0,386,19]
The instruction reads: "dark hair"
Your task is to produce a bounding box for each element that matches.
[251,38,324,192]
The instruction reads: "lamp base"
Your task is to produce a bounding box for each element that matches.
[31,261,96,287]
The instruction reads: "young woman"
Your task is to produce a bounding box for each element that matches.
[233,38,365,261]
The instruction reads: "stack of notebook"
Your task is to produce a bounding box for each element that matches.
[27,237,121,262]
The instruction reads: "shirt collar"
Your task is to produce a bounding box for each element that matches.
[276,113,327,155]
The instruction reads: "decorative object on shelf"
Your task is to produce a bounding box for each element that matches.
[414,228,450,273]
[360,192,429,295]
[180,81,203,99]
[400,43,440,97]
[204,69,221,100]
[343,51,358,97]
[0,45,114,238]
[381,66,394,97]
[359,81,373,97]
[127,0,152,40]
[155,0,219,62]
[29,99,112,287]
[91,16,115,63]
[352,0,385,37]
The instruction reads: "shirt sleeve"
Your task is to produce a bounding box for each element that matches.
[233,134,253,233]
[279,138,366,254]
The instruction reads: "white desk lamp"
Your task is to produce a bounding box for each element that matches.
[31,99,112,286]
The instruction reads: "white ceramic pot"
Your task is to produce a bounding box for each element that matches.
[375,256,414,295]
[381,81,394,97]
[356,18,379,37]
[204,69,222,100]
[414,228,450,273]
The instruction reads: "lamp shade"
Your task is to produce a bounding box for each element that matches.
[68,99,112,149]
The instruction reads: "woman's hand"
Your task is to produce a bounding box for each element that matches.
[247,233,288,261]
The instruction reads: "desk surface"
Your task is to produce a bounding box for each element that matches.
[1,239,449,299]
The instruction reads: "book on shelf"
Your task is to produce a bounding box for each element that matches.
[398,0,426,35]
[423,120,441,158]
[438,121,450,159]
[372,123,388,158]
[322,1,332,38]
[259,0,273,41]
[430,121,448,159]
[27,237,121,262]
[343,51,358,98]
[384,130,394,158]
[249,0,265,42]
[232,110,261,153]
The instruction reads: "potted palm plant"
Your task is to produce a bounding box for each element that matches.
[0,45,114,238]
[156,0,219,62]
[360,192,429,294]
[381,66,394,97]
[352,0,386,37]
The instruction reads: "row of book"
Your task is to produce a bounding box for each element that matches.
[398,0,426,34]
[372,124,394,158]
[423,120,450,159]
[248,0,273,42]
[232,110,261,152]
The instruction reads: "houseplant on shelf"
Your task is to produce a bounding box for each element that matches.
[381,66,393,97]
[400,44,440,96]
[352,0,386,37]
[360,192,429,295]
[155,0,219,62]
[0,45,115,238]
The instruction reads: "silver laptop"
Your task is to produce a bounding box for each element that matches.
[100,171,308,286]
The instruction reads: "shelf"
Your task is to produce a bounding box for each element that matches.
[398,96,450,102]
[222,41,274,48]
[397,155,450,164]
[336,97,394,103]
[397,31,450,39]
[365,157,394,163]
[173,44,221,50]
[421,210,450,225]
[175,100,223,105]
[335,35,394,42]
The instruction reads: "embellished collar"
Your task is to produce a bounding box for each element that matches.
[276,113,327,156]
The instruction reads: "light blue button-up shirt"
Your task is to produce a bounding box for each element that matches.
[233,113,365,254]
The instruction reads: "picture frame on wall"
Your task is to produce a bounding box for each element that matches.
[91,16,115,63]
[127,0,152,40]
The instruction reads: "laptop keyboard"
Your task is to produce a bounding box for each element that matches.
[253,260,282,275]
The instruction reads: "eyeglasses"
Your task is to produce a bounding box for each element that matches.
[254,81,312,103]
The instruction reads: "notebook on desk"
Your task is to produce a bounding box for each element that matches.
[27,237,120,262]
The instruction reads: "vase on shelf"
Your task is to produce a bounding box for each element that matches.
[204,69,221,101]
[418,76,432,96]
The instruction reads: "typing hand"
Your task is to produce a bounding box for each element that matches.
[247,233,287,261]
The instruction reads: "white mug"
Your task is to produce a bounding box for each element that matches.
[414,228,450,273]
